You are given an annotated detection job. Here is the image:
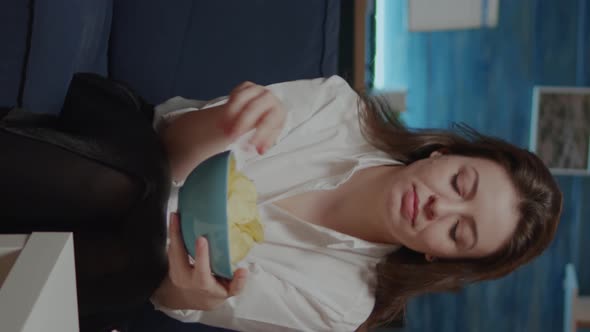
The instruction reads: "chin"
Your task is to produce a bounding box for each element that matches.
[386,189,399,224]
[406,246,425,255]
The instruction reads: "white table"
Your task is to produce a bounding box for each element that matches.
[0,233,79,332]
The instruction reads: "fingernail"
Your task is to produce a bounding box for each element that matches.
[198,237,206,248]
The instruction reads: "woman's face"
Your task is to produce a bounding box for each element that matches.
[382,152,520,259]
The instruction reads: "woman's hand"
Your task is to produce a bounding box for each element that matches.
[162,81,285,182]
[154,213,248,311]
[219,81,286,155]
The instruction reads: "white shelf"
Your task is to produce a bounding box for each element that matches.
[0,233,79,332]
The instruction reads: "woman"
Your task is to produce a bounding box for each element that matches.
[150,76,563,330]
[0,74,562,331]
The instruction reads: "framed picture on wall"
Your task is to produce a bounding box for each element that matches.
[530,86,590,176]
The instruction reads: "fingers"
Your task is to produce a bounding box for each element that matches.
[221,81,286,153]
[227,90,274,138]
[227,268,248,297]
[224,82,261,127]
[231,90,276,136]
[167,213,191,283]
[229,81,256,97]
[166,215,249,308]
[248,107,285,153]
[192,237,233,300]
[194,236,214,283]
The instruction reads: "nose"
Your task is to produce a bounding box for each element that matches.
[424,195,437,221]
[423,195,464,221]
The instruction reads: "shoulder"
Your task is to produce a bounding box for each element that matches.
[265,75,357,103]
[268,75,351,89]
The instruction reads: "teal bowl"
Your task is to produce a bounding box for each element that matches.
[178,150,233,279]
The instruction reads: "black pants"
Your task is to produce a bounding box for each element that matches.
[0,74,171,331]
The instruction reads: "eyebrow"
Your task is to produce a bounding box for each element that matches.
[466,166,479,250]
[466,219,479,250]
[467,166,479,199]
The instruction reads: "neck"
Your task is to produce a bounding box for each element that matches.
[323,165,403,244]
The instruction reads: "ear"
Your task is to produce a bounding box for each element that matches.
[425,254,437,262]
[429,150,443,158]
[429,147,450,158]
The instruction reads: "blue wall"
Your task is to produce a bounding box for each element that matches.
[375,0,589,331]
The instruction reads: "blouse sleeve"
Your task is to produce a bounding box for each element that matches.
[265,75,355,143]
[150,263,365,332]
[153,75,355,142]
[151,75,358,169]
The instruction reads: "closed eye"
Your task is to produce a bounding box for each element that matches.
[450,221,459,242]
[452,172,461,196]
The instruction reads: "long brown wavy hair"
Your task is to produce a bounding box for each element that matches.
[358,95,563,328]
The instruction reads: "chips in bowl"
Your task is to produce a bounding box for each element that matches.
[178,151,264,279]
[227,156,264,264]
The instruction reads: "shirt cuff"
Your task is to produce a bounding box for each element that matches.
[149,296,204,323]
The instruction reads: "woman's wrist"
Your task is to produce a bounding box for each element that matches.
[161,104,234,183]
[152,276,189,310]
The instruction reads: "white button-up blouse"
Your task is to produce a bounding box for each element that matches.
[151,76,401,331]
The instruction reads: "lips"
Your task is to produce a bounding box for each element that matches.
[401,185,417,226]
[412,185,419,223]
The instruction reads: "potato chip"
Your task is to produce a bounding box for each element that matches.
[227,156,264,264]
[228,223,255,264]
[235,218,264,242]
